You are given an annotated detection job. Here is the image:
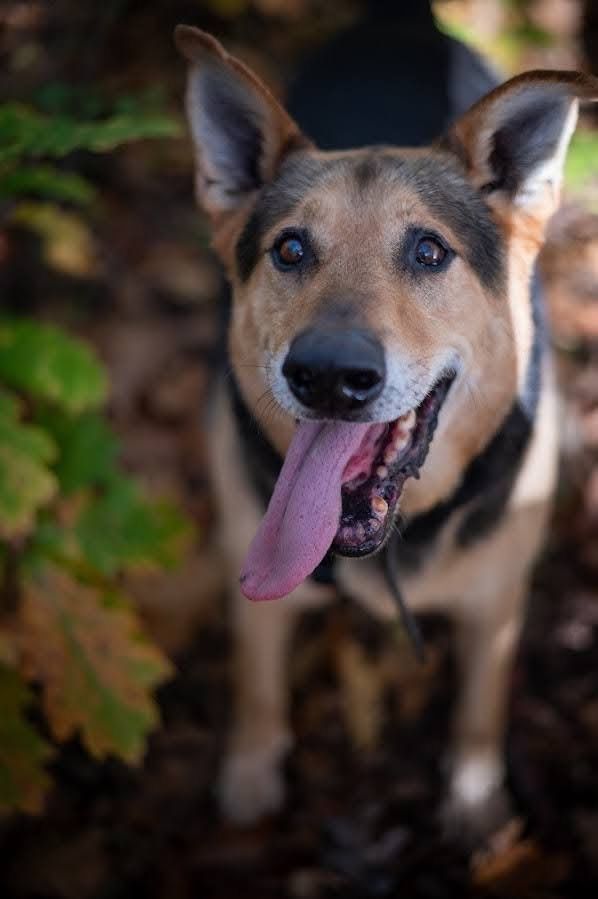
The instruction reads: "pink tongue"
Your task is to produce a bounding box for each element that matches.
[240,420,372,601]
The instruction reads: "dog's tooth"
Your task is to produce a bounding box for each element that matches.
[384,447,397,465]
[400,409,416,431]
[371,496,388,518]
[368,517,382,532]
[393,433,410,452]
[354,523,365,542]
[376,465,388,479]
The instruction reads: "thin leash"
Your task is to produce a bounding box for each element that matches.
[383,530,426,663]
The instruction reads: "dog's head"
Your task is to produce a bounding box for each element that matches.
[176,26,597,599]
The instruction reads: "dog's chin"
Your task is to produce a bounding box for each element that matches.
[331,374,455,558]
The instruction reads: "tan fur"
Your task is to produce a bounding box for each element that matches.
[176,27,597,841]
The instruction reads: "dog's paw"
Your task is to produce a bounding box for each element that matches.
[440,753,512,847]
[218,734,290,826]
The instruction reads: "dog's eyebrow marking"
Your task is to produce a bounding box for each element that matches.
[380,153,506,290]
[352,151,388,190]
[236,153,338,282]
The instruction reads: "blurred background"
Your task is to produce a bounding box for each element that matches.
[0,1,598,896]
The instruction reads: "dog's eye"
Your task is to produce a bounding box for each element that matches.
[272,232,305,270]
[415,237,447,267]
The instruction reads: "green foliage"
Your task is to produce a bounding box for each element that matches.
[0,319,107,413]
[0,101,181,163]
[0,165,96,205]
[0,666,53,814]
[0,390,57,538]
[0,87,180,209]
[0,321,191,814]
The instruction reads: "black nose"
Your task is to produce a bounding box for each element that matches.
[282,328,385,414]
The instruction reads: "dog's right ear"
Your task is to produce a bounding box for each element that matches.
[174,26,310,226]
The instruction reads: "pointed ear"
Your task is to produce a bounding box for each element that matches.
[174,25,311,223]
[442,70,598,225]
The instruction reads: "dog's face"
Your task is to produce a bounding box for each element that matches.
[176,26,596,599]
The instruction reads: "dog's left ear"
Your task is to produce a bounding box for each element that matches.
[174,25,310,227]
[443,70,598,227]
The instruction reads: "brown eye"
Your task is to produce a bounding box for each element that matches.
[272,233,305,270]
[415,237,447,267]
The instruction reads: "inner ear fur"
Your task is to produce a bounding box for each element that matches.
[174,25,311,226]
[441,70,598,222]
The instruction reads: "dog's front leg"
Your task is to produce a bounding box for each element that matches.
[443,578,526,842]
[219,587,300,824]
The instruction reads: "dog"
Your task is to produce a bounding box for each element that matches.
[174,14,598,841]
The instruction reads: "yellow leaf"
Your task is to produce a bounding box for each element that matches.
[11,202,99,277]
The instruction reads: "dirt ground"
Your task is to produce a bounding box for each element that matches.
[2,3,598,897]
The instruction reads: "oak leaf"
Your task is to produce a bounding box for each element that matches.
[19,566,172,763]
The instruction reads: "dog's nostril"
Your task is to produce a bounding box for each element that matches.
[342,369,381,392]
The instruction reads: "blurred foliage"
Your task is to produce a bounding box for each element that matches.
[0,92,180,207]
[0,85,190,814]
[566,130,598,210]
[0,320,189,813]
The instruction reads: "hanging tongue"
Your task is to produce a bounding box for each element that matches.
[240,420,374,601]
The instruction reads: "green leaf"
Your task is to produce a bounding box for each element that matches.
[0,102,181,163]
[0,665,53,814]
[0,389,57,537]
[0,319,107,413]
[20,567,172,763]
[34,408,119,494]
[0,164,95,205]
[75,477,190,576]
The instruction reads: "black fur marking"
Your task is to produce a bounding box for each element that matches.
[353,152,384,190]
[236,153,335,282]
[488,90,570,195]
[387,153,505,290]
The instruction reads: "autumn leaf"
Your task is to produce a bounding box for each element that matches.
[472,838,570,898]
[0,665,53,814]
[19,566,172,763]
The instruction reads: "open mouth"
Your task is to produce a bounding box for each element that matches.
[333,375,454,557]
[240,374,455,601]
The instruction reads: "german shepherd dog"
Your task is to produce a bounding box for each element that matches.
[175,11,597,841]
